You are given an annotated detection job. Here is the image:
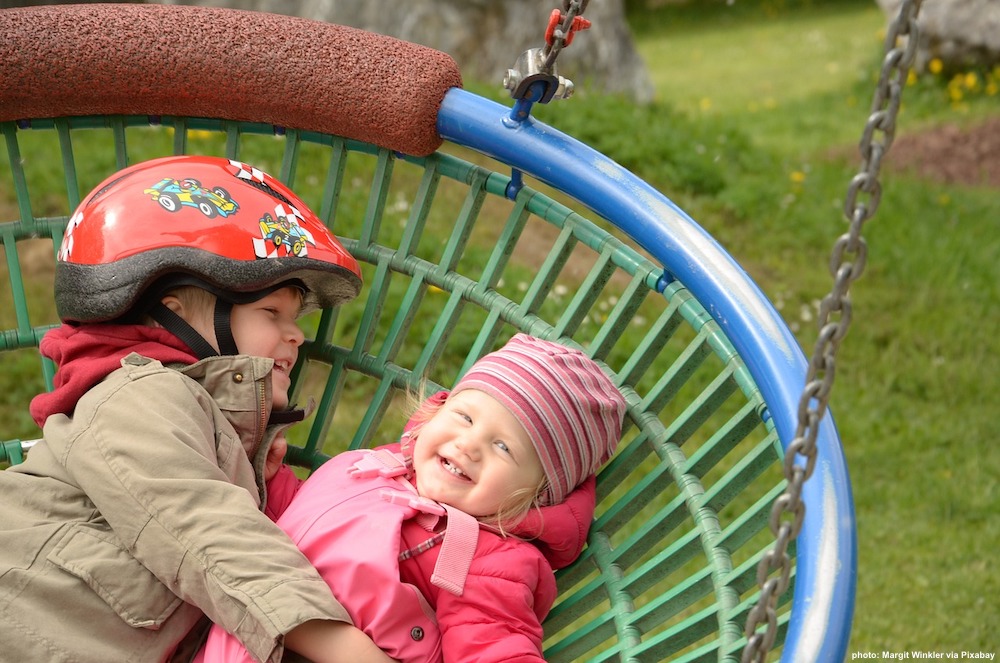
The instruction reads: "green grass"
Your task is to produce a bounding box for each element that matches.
[618,0,1000,656]
[631,1,885,150]
[1,0,997,657]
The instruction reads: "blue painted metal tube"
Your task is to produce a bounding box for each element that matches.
[436,87,856,663]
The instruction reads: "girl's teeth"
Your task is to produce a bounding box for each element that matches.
[443,459,466,477]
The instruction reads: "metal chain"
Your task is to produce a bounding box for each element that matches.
[541,0,590,70]
[503,0,591,104]
[740,2,924,661]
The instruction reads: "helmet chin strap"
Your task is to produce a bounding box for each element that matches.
[148,298,240,360]
[212,298,240,355]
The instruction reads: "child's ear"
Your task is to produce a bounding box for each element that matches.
[160,294,184,316]
[142,294,186,329]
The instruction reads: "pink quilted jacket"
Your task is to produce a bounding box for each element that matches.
[201,414,596,662]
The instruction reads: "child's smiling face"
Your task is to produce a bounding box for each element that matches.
[411,389,545,517]
[227,287,304,409]
[175,285,304,409]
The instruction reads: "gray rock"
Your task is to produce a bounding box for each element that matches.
[877,0,1000,72]
[160,0,655,102]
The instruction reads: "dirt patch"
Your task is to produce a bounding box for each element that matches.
[886,117,1000,188]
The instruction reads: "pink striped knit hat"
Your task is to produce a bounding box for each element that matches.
[451,334,626,506]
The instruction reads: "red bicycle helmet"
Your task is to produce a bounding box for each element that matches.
[55,156,362,359]
[56,155,362,325]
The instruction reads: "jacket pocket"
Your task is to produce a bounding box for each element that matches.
[47,524,182,629]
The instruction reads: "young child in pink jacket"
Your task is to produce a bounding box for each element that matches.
[199,333,627,662]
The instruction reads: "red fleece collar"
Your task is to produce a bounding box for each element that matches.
[29,323,198,427]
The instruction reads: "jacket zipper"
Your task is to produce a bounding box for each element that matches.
[251,376,268,460]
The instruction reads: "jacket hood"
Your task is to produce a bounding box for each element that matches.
[401,390,597,571]
[29,323,198,427]
[505,475,596,570]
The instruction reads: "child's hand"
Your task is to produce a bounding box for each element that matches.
[285,620,396,662]
[264,435,288,482]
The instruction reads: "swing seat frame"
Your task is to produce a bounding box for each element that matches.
[0,4,855,662]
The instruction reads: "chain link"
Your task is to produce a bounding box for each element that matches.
[741,2,923,661]
[541,0,590,70]
[503,0,590,104]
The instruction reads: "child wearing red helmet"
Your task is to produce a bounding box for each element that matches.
[0,156,391,663]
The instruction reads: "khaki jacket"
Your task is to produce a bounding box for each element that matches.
[0,353,349,663]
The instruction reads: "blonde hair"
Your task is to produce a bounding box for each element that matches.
[141,285,216,327]
[404,384,550,536]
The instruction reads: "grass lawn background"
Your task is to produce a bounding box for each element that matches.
[620,0,999,655]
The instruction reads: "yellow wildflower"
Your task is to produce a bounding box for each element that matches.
[947,76,964,102]
[928,58,944,75]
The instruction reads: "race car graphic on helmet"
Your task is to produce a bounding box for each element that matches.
[143,177,240,218]
[255,205,316,258]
